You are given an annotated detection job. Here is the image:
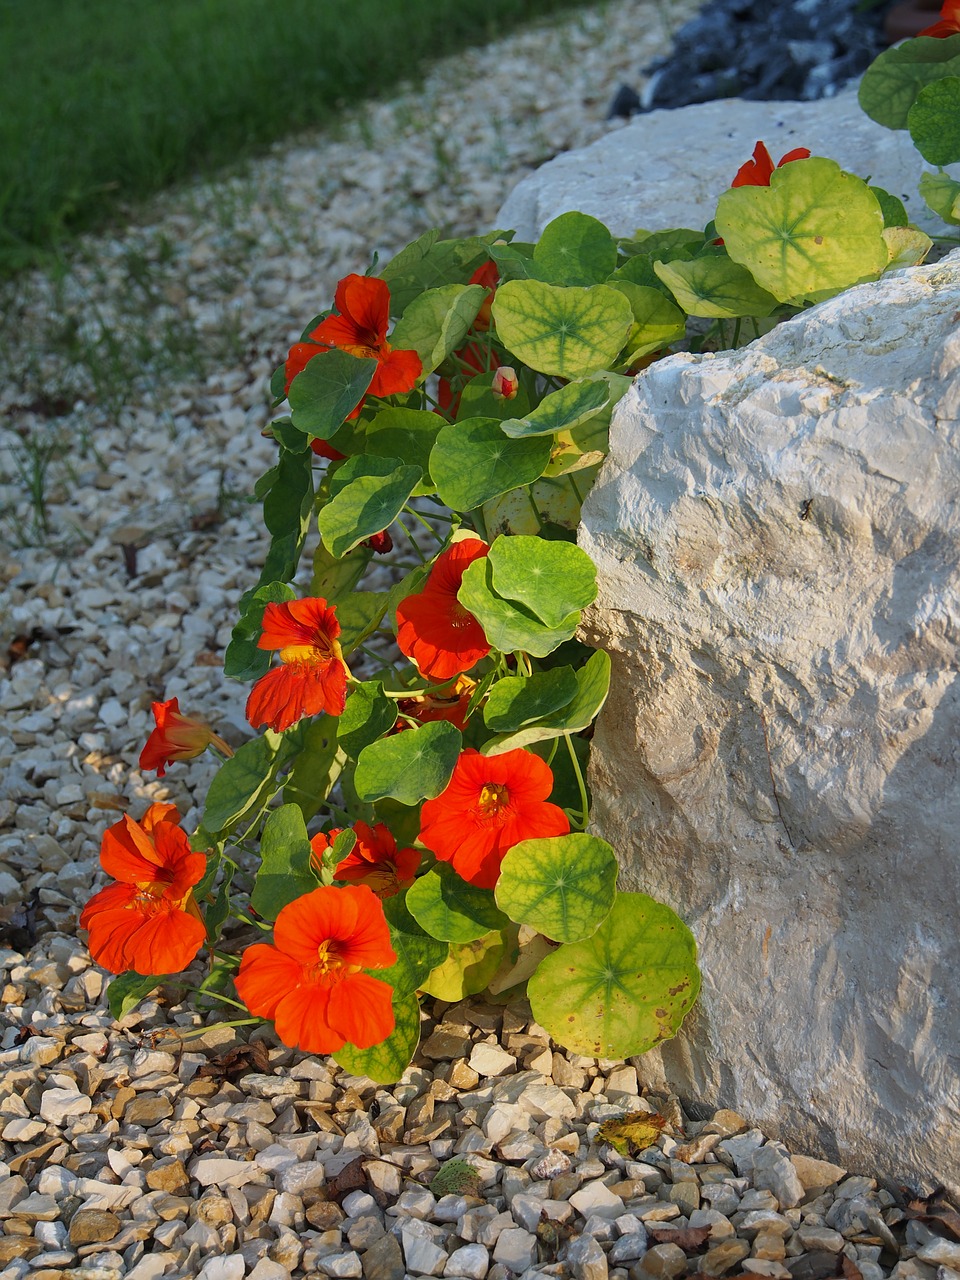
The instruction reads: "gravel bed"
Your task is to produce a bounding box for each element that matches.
[0,2,957,1278]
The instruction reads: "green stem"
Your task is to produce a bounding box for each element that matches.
[403,504,444,541]
[175,1018,261,1042]
[396,516,428,563]
[564,731,589,831]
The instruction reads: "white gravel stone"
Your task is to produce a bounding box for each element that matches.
[492,1227,538,1273]
[196,1257,246,1280]
[444,1243,490,1279]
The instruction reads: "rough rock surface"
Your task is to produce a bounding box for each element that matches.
[578,252,960,1198]
[498,86,959,241]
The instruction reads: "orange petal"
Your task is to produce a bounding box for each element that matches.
[272,980,344,1054]
[99,814,167,883]
[334,274,391,344]
[235,944,304,1021]
[369,346,422,398]
[327,972,396,1049]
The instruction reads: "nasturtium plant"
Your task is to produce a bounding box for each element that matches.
[82,24,951,1078]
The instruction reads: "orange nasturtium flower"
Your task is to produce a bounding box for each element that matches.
[79,804,207,976]
[139,697,232,778]
[395,674,478,733]
[311,821,420,898]
[234,885,397,1054]
[396,539,491,681]
[418,747,570,889]
[283,274,422,412]
[731,140,811,188]
[246,598,350,734]
[469,259,499,331]
[919,0,960,36]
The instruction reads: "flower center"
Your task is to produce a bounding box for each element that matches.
[130,879,174,914]
[314,939,362,979]
[279,640,333,666]
[478,783,509,816]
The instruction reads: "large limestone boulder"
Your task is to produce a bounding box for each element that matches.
[577,252,960,1195]
[497,86,957,240]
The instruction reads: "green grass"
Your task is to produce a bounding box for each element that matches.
[0,0,594,276]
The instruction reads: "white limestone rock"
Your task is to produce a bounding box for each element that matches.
[577,252,960,1198]
[496,86,959,242]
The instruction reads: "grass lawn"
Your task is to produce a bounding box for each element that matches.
[0,0,595,275]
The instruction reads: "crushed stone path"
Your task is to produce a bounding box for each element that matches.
[0,2,955,1278]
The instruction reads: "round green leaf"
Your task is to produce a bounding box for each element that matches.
[405,864,510,943]
[419,931,508,1001]
[883,226,933,269]
[608,282,687,360]
[458,557,580,657]
[338,681,398,759]
[653,256,778,318]
[333,407,443,495]
[482,649,611,755]
[528,892,701,1058]
[483,667,579,734]
[908,76,960,166]
[379,893,449,994]
[500,378,609,439]
[858,33,960,130]
[482,472,595,538]
[250,804,318,921]
[495,833,618,942]
[492,280,633,378]
[715,158,887,304]
[488,535,597,628]
[391,283,487,375]
[869,186,908,229]
[353,720,462,806]
[919,170,960,225]
[203,729,290,834]
[318,455,422,558]
[533,211,619,285]
[288,349,377,437]
[333,988,421,1084]
[430,417,552,512]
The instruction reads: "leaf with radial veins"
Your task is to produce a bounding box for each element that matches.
[419,931,508,1000]
[391,283,487,374]
[353,720,461,805]
[482,649,611,755]
[483,667,579,734]
[653,256,778,318]
[858,33,960,129]
[500,378,609,438]
[406,864,510,943]
[528,892,701,1058]
[488,535,597,628]
[608,281,687,359]
[495,833,619,942]
[430,418,552,512]
[533,211,619,285]
[333,988,421,1084]
[250,804,317,921]
[492,280,633,378]
[318,455,421,558]
[457,557,580,657]
[908,76,960,166]
[715,158,887,304]
[378,893,449,995]
[288,349,377,438]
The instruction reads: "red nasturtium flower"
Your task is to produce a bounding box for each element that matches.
[80,804,206,976]
[246,598,350,734]
[311,821,419,898]
[234,885,396,1054]
[731,140,811,188]
[139,697,232,778]
[283,274,422,413]
[395,674,477,733]
[919,0,960,36]
[418,747,570,889]
[396,539,491,680]
[469,259,499,331]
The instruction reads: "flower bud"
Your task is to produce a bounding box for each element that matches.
[492,366,519,400]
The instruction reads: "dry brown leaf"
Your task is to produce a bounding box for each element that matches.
[597,1110,669,1156]
[196,1040,272,1082]
[905,1189,960,1240]
[322,1156,367,1204]
[648,1225,712,1252]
